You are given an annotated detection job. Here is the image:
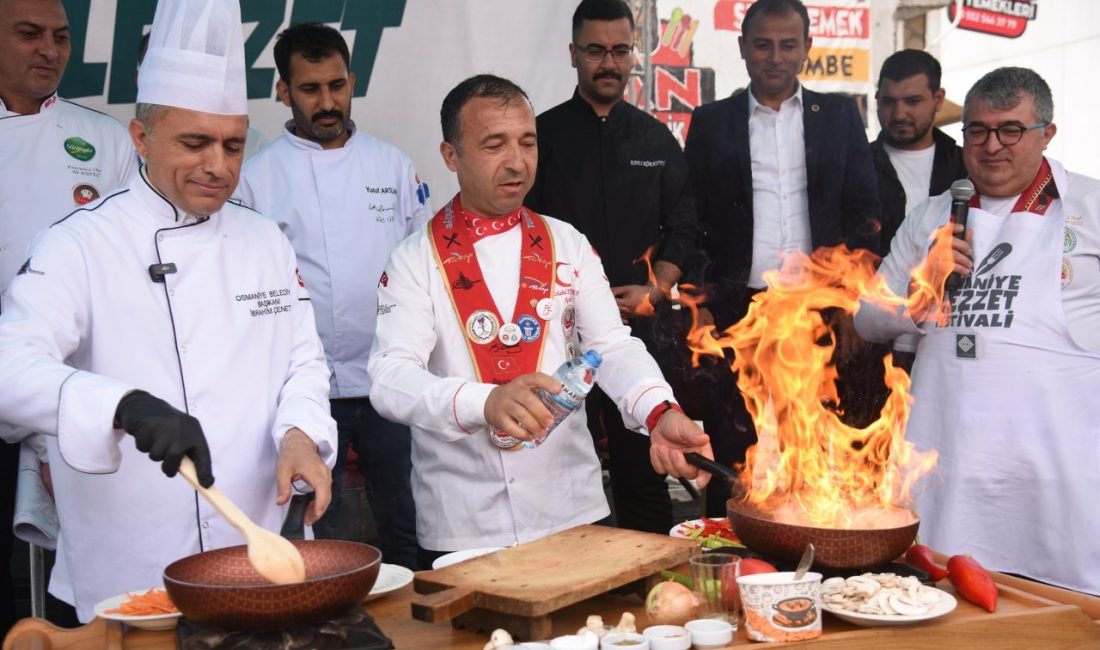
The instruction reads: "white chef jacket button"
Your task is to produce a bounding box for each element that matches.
[189,402,197,411]
[168,289,175,296]
[201,520,209,529]
[508,477,516,485]
[180,345,187,354]
[157,234,164,241]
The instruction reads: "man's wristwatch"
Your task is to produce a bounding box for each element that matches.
[646,399,684,430]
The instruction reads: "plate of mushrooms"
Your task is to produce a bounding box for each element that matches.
[821,572,957,627]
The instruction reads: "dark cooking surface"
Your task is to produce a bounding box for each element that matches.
[164,540,381,630]
[177,606,393,649]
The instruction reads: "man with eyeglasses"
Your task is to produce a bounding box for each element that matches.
[682,0,880,516]
[526,0,701,535]
[856,67,1100,596]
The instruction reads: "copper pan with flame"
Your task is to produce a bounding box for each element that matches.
[686,453,919,570]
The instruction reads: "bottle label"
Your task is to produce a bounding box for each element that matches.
[488,427,523,449]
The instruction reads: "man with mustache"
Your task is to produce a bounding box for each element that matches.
[526,0,701,536]
[237,23,430,570]
[368,74,713,565]
[0,0,136,630]
[856,67,1100,596]
[872,50,966,252]
[870,50,967,373]
[0,0,336,620]
[683,0,880,515]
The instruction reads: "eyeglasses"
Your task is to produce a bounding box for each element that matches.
[574,43,635,64]
[962,122,1047,146]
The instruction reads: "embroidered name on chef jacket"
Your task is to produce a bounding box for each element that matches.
[235,288,294,317]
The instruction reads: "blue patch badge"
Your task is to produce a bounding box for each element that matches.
[517,314,541,342]
[415,175,430,206]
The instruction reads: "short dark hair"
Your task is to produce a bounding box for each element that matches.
[572,0,635,41]
[741,0,810,39]
[273,23,351,83]
[440,74,531,148]
[964,66,1053,125]
[879,49,942,92]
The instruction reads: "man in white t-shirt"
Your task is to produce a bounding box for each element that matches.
[870,49,967,370]
[872,49,967,251]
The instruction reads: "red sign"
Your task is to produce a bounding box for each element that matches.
[715,1,870,40]
[947,0,1037,39]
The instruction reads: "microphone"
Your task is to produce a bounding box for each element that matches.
[148,262,177,283]
[944,179,975,294]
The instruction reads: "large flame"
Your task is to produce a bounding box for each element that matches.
[684,227,957,529]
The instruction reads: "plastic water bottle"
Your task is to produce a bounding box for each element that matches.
[523,349,603,449]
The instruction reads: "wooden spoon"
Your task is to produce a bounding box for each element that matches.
[177,457,306,584]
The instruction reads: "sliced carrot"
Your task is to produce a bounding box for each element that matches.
[105,588,178,616]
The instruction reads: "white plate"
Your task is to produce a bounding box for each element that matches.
[93,589,182,630]
[823,589,957,627]
[668,519,700,539]
[364,563,414,601]
[431,546,504,569]
[669,518,744,547]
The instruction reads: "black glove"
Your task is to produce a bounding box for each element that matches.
[114,391,215,487]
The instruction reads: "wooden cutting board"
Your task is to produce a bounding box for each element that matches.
[411,525,697,623]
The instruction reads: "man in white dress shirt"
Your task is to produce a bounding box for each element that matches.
[237,23,429,569]
[855,67,1100,595]
[368,75,713,565]
[683,0,880,515]
[0,0,336,621]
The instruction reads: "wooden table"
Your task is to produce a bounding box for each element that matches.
[6,564,1100,649]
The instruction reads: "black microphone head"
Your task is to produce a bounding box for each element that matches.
[950,178,976,201]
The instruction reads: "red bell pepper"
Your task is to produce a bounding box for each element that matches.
[947,554,999,612]
[905,544,949,581]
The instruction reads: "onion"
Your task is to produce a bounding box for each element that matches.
[645,580,698,625]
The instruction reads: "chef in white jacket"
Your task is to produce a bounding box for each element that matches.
[0,0,136,629]
[855,67,1100,595]
[0,0,337,621]
[237,23,429,568]
[368,75,713,563]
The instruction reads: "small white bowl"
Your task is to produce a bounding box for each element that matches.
[685,619,733,649]
[601,631,649,649]
[550,630,599,650]
[641,625,691,650]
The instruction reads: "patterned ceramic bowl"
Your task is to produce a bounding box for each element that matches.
[163,539,381,630]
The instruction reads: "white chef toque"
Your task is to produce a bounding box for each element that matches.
[136,0,247,116]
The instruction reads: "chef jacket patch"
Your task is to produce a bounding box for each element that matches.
[956,333,977,359]
[378,271,388,287]
[63,137,95,162]
[416,175,430,206]
[517,314,541,342]
[1062,259,1073,289]
[1064,228,1077,253]
[72,184,100,205]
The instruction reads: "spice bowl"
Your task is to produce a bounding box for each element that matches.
[685,619,733,648]
[641,624,691,650]
[600,631,649,648]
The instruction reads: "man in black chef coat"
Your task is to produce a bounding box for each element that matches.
[526,0,702,535]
